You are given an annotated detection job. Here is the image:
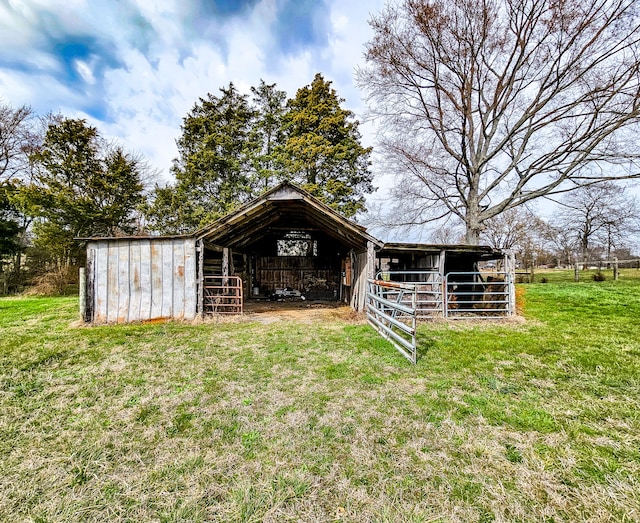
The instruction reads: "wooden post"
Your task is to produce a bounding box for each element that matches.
[530,254,535,283]
[197,239,204,317]
[574,263,579,282]
[614,257,619,280]
[505,251,516,316]
[79,267,86,321]
[366,241,376,279]
[222,247,230,287]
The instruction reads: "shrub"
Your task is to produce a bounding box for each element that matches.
[515,285,526,314]
[24,266,79,296]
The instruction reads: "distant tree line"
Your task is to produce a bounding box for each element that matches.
[434,185,640,271]
[0,73,374,293]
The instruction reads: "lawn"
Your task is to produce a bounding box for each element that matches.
[1,274,639,522]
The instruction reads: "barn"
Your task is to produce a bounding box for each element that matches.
[80,182,513,323]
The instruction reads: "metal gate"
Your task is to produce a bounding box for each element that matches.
[444,272,512,319]
[366,279,418,364]
[203,275,243,314]
[376,270,443,318]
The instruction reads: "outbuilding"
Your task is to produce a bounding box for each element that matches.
[80,182,513,323]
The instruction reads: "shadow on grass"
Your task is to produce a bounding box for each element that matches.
[415,331,438,363]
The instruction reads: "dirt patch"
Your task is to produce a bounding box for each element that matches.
[241,300,365,324]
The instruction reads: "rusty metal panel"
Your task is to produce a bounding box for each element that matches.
[93,242,107,322]
[139,240,152,320]
[129,240,142,321]
[149,242,162,319]
[184,239,197,317]
[117,242,130,322]
[106,242,120,323]
[88,237,197,323]
[172,240,185,319]
[161,241,174,318]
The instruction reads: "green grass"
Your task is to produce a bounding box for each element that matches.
[1,277,639,522]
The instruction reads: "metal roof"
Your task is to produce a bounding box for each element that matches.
[380,242,504,257]
[195,182,382,251]
[76,183,504,258]
[76,234,192,242]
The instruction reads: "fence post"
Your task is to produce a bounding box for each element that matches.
[443,275,448,319]
[222,248,230,288]
[79,267,86,321]
[574,264,579,282]
[614,257,619,280]
[198,239,204,318]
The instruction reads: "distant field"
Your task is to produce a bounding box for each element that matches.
[1,276,639,522]
[529,266,640,283]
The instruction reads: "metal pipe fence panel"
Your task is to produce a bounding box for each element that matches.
[366,279,417,364]
[203,275,243,314]
[444,272,512,319]
[376,271,443,318]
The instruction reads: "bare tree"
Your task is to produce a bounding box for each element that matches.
[358,0,640,244]
[428,221,465,244]
[556,182,639,263]
[538,221,577,267]
[0,102,38,291]
[0,102,37,183]
[480,207,538,250]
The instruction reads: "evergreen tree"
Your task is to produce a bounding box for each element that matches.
[249,80,287,191]
[283,73,373,217]
[148,75,375,233]
[23,117,145,266]
[169,83,257,229]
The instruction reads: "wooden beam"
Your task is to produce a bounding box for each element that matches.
[222,247,230,286]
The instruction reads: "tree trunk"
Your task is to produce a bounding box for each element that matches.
[464,195,482,245]
[465,227,481,245]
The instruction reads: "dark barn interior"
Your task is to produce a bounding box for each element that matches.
[196,184,378,304]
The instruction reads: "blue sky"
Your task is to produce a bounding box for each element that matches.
[0,0,386,183]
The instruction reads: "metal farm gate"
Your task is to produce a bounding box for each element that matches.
[444,272,513,319]
[366,279,418,364]
[376,271,443,318]
[203,275,243,314]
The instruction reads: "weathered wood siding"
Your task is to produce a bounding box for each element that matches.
[255,256,339,294]
[86,238,197,323]
[350,250,369,312]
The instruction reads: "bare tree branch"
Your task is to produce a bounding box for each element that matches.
[358,0,640,244]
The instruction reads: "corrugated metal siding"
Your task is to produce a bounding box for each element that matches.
[87,238,197,323]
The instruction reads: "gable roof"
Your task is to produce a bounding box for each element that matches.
[195,182,382,251]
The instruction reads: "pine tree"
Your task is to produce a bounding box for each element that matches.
[23,117,145,266]
[283,73,373,217]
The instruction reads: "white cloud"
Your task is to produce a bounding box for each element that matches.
[0,0,390,189]
[75,59,95,84]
